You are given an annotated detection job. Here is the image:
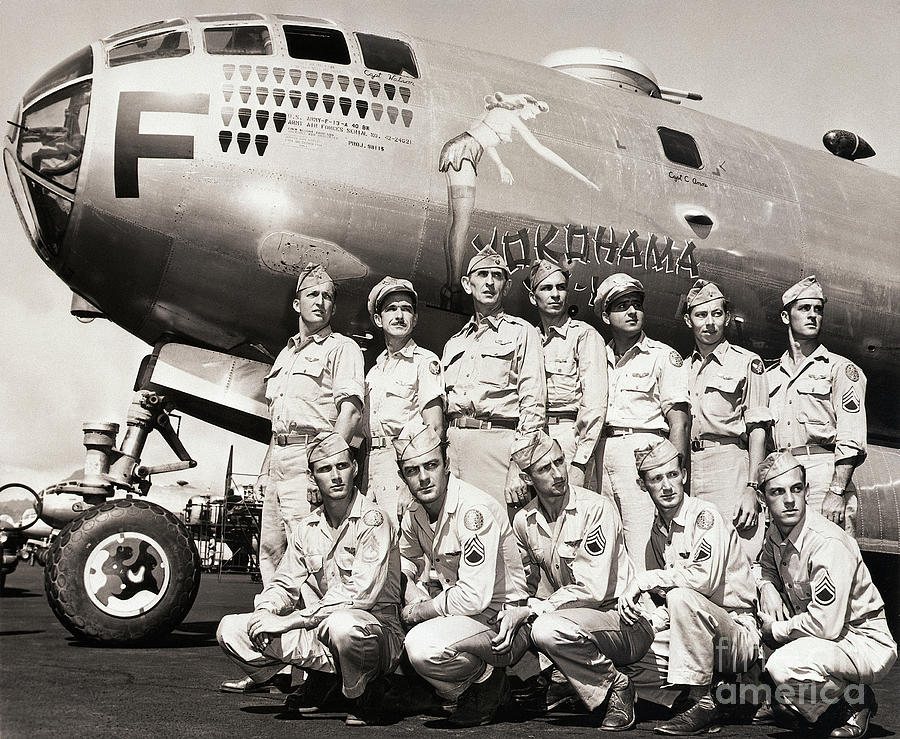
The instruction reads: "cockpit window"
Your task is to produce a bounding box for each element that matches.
[104,19,187,43]
[23,46,92,105]
[108,31,191,67]
[203,26,273,55]
[657,127,702,169]
[284,26,350,64]
[17,80,91,192]
[356,34,418,78]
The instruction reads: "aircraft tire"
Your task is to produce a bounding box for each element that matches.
[44,498,201,645]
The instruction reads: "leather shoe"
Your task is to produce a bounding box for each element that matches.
[345,677,392,726]
[284,670,340,713]
[830,686,877,739]
[447,668,510,728]
[219,673,291,694]
[655,700,722,735]
[601,676,636,731]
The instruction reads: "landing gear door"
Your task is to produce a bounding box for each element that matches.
[139,342,272,443]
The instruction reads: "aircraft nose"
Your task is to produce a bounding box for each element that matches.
[4,45,93,265]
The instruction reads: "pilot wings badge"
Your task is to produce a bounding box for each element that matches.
[584,525,606,556]
[813,571,837,605]
[464,536,485,566]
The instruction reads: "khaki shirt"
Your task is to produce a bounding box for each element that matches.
[767,344,867,463]
[365,339,444,439]
[541,319,608,465]
[761,510,889,643]
[513,485,636,614]
[637,494,757,613]
[687,340,772,440]
[605,332,688,431]
[442,311,546,440]
[254,491,400,625]
[265,327,365,435]
[399,475,528,620]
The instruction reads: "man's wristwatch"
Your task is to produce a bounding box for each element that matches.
[828,485,847,497]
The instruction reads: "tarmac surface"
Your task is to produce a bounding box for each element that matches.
[1,562,898,739]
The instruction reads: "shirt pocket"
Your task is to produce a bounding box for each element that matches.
[557,541,581,579]
[480,340,515,387]
[335,547,356,575]
[703,374,742,417]
[620,372,655,395]
[442,348,465,391]
[290,356,326,402]
[546,358,579,405]
[264,365,283,404]
[795,378,832,426]
[304,554,324,574]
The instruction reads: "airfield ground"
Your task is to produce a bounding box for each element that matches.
[1,562,897,738]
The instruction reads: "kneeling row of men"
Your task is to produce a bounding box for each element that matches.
[217,423,896,736]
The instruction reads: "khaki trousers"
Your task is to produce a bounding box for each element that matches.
[217,608,403,699]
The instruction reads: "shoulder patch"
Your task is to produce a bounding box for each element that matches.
[693,539,712,563]
[696,510,715,530]
[464,508,485,531]
[750,358,764,375]
[463,535,486,566]
[813,571,836,605]
[845,363,860,382]
[429,359,441,375]
[584,524,606,556]
[669,350,684,368]
[362,509,384,527]
[842,388,860,413]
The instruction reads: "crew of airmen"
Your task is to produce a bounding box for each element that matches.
[215,255,894,737]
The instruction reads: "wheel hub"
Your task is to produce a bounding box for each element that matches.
[83,532,171,617]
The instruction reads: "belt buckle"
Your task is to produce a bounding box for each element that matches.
[690,439,702,452]
[274,433,286,446]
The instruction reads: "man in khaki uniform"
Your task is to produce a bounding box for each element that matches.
[494,431,652,730]
[526,259,607,489]
[364,276,444,525]
[217,432,403,726]
[223,264,365,693]
[396,420,530,727]
[768,276,866,532]
[619,439,760,735]
[683,279,772,562]
[442,247,546,511]
[756,451,896,738]
[595,273,689,570]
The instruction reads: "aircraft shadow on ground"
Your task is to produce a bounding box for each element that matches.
[0,587,42,598]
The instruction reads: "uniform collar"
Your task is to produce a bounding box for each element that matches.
[777,342,830,375]
[607,331,650,361]
[308,487,363,531]
[288,325,333,350]
[377,338,417,364]
[444,475,462,517]
[466,310,506,333]
[541,317,571,341]
[769,509,812,552]
[692,339,730,365]
[655,495,690,535]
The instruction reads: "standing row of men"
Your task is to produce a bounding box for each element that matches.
[216,252,891,736]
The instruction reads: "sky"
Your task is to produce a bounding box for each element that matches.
[1,0,898,494]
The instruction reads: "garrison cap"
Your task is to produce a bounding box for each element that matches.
[295,263,334,294]
[367,276,417,322]
[593,273,644,314]
[526,258,568,293]
[393,418,442,462]
[633,438,680,473]
[781,275,827,308]
[685,279,726,311]
[510,430,557,471]
[466,247,510,276]
[757,450,803,487]
[307,431,350,466]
